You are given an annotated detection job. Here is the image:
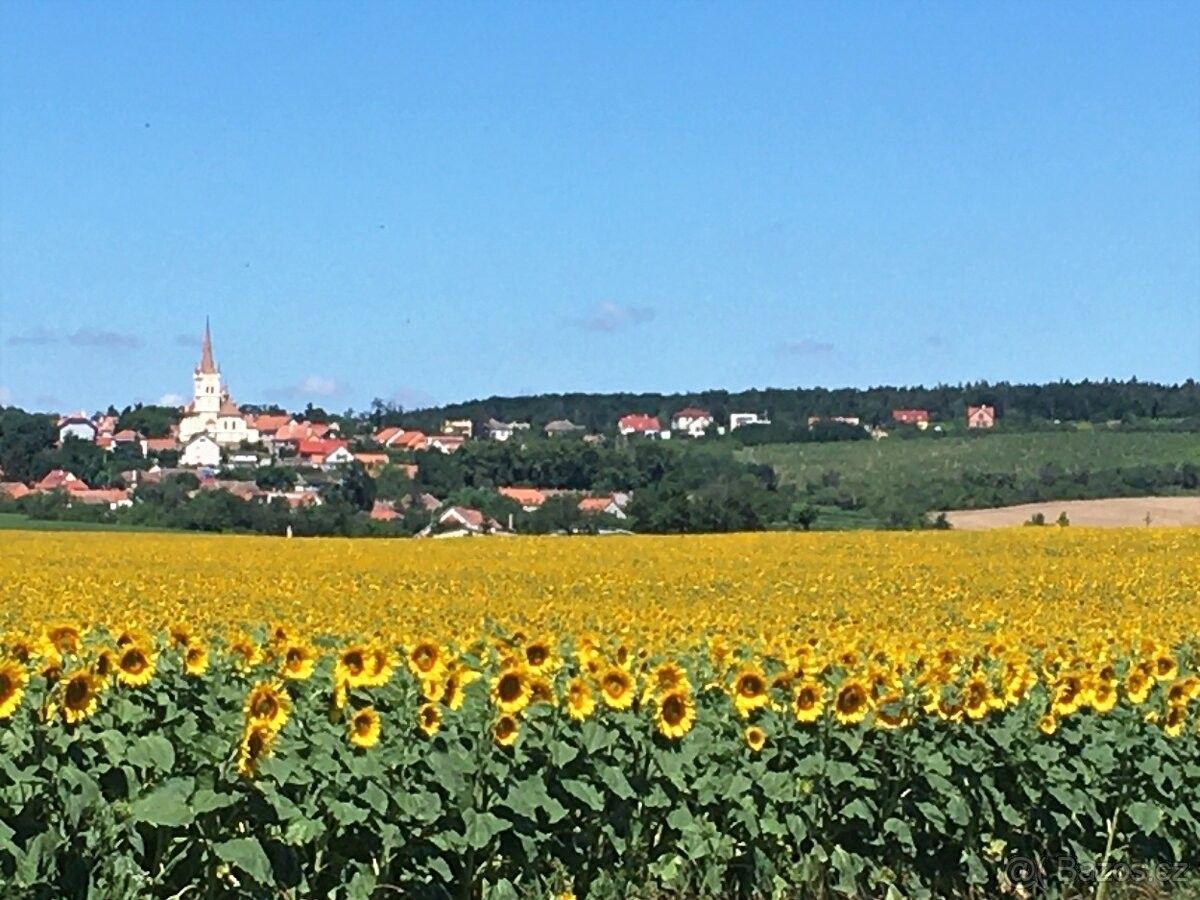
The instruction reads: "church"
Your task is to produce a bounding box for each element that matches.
[177,320,260,447]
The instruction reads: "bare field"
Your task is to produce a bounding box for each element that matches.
[940,496,1200,529]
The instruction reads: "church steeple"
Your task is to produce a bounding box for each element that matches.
[198,317,217,374]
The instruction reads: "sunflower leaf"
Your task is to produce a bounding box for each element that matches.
[130,779,194,827]
[214,837,274,884]
[126,735,175,773]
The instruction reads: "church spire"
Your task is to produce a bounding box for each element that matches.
[198,317,217,374]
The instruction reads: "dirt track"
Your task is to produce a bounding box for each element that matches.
[940,496,1200,530]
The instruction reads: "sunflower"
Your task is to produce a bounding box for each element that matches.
[655,690,695,740]
[1051,673,1084,718]
[565,677,596,721]
[599,666,635,711]
[1125,668,1153,705]
[793,680,826,724]
[237,723,275,777]
[0,659,29,720]
[421,676,446,703]
[833,678,872,726]
[60,671,102,724]
[244,681,292,733]
[642,661,691,702]
[874,691,910,730]
[94,649,117,679]
[417,702,442,737]
[523,638,555,674]
[228,634,263,672]
[335,644,371,689]
[1163,704,1188,739]
[493,713,520,747]
[443,669,478,711]
[744,725,767,753]
[1152,652,1178,682]
[280,642,316,681]
[1166,678,1197,708]
[407,640,445,679]
[115,645,156,688]
[1087,678,1118,714]
[47,624,83,655]
[1037,713,1058,736]
[529,676,556,706]
[183,644,210,677]
[731,666,770,718]
[491,667,531,715]
[168,624,193,648]
[962,675,993,721]
[362,644,395,687]
[348,706,382,749]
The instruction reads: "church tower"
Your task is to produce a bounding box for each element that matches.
[191,317,222,417]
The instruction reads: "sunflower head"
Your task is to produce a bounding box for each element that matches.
[1037,713,1058,736]
[599,667,635,711]
[244,681,292,732]
[0,659,29,720]
[280,642,316,681]
[237,723,275,778]
[833,678,872,725]
[417,702,442,737]
[47,624,83,655]
[962,675,992,720]
[115,645,156,688]
[61,671,102,724]
[184,644,209,677]
[407,640,444,678]
[493,713,519,747]
[349,706,382,749]
[229,635,263,672]
[1163,704,1188,738]
[732,667,769,717]
[744,725,767,753]
[529,676,556,706]
[565,677,596,722]
[523,639,554,673]
[491,667,531,715]
[793,681,826,724]
[336,645,370,688]
[655,690,696,740]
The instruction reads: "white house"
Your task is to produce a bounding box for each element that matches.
[322,445,355,466]
[670,407,714,438]
[419,506,505,538]
[177,319,261,448]
[728,412,771,431]
[179,434,222,469]
[485,418,530,442]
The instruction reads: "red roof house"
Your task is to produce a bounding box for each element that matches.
[891,409,930,425]
[618,413,662,436]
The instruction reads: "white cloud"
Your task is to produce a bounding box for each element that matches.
[574,301,656,333]
[158,392,185,406]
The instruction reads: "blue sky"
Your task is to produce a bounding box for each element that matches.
[1,3,1197,413]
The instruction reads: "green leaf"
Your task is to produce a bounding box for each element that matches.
[1125,801,1163,835]
[130,779,194,827]
[548,739,578,768]
[463,810,509,849]
[561,778,605,812]
[214,836,273,884]
[126,735,176,773]
[284,816,326,845]
[190,788,237,815]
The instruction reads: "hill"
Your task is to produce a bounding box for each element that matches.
[740,430,1200,528]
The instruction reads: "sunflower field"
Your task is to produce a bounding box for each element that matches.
[1,528,1198,898]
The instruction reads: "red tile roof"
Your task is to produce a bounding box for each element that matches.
[297,437,349,457]
[619,413,661,433]
[499,487,546,507]
[36,469,90,492]
[0,482,31,499]
[369,500,398,521]
[578,496,615,512]
[673,407,711,419]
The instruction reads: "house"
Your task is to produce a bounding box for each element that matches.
[670,407,714,438]
[419,506,504,538]
[578,496,628,519]
[71,488,132,509]
[967,405,997,429]
[35,469,90,493]
[372,426,406,446]
[441,419,474,438]
[272,421,332,448]
[228,452,266,468]
[393,430,429,451]
[729,412,771,431]
[544,419,585,438]
[94,415,118,438]
[0,482,32,500]
[296,437,351,466]
[485,418,530,442]
[57,413,97,445]
[499,486,547,511]
[369,499,399,521]
[891,409,930,427]
[141,437,179,457]
[247,414,294,440]
[353,452,390,474]
[617,414,662,437]
[180,434,222,468]
[427,434,465,454]
[112,429,144,446]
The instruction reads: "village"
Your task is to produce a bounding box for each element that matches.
[0,321,1002,536]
